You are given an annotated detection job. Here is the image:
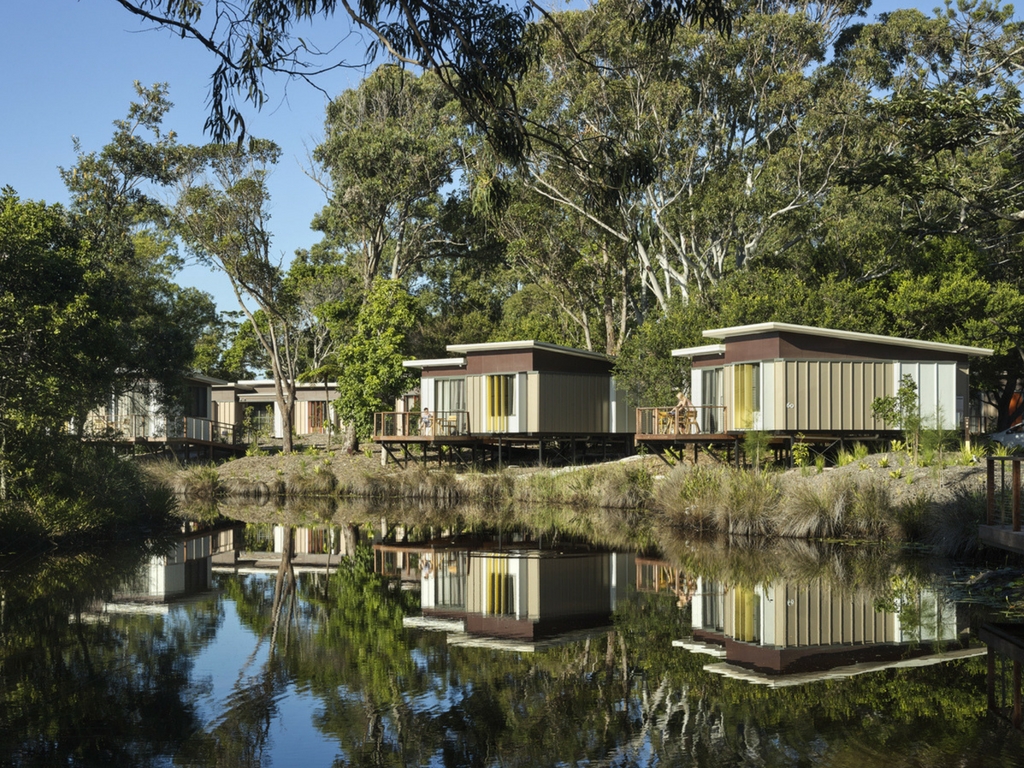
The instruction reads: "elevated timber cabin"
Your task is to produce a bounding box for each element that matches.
[638,322,993,462]
[375,340,635,467]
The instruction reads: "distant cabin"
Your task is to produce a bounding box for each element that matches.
[402,340,634,436]
[82,374,226,442]
[673,323,992,435]
[213,380,338,440]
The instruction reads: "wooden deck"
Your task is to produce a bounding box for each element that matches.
[982,456,1024,555]
[373,410,634,468]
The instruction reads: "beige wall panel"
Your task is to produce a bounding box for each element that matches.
[774,362,787,432]
[466,557,483,613]
[528,558,540,620]
[466,376,483,434]
[527,373,540,433]
[809,585,821,646]
[831,364,844,429]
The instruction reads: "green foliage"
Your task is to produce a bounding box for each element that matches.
[792,436,811,468]
[337,278,417,438]
[743,431,772,472]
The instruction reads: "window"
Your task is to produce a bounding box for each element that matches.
[434,378,466,414]
[308,400,327,433]
[733,363,760,430]
[733,586,761,643]
[701,368,723,433]
[486,374,515,432]
[186,385,208,418]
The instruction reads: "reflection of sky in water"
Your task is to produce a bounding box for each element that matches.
[186,576,344,765]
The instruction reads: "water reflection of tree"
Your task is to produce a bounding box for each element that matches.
[0,544,221,765]
[205,530,1017,767]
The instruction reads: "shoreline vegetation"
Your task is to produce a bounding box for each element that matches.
[143,442,992,560]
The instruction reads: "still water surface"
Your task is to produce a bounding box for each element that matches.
[3,510,1024,766]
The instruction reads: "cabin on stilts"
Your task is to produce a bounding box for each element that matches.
[637,322,993,465]
[375,340,635,467]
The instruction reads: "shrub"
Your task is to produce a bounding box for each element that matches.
[717,470,780,536]
[655,465,722,532]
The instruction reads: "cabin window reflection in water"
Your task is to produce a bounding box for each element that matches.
[702,582,726,632]
[484,556,515,615]
[734,585,761,643]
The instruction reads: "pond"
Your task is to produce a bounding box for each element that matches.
[3,507,1024,767]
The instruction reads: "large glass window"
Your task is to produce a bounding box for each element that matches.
[186,385,208,418]
[701,368,723,433]
[434,378,466,413]
[308,400,327,433]
[733,363,760,430]
[486,374,515,432]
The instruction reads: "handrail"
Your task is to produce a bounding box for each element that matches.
[635,405,727,436]
[374,410,471,438]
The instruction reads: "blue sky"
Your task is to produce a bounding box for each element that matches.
[1,0,955,313]
[1,1,371,312]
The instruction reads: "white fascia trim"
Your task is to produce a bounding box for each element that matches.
[672,344,726,358]
[701,323,993,357]
[446,340,610,361]
[403,357,467,369]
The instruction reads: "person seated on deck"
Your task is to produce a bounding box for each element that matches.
[670,391,699,434]
[420,407,433,436]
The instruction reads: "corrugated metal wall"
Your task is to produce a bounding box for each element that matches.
[534,373,610,433]
[777,360,893,431]
[774,582,896,647]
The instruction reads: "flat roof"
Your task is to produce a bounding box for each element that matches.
[403,357,467,369]
[698,323,993,357]
[445,340,611,362]
[672,344,725,358]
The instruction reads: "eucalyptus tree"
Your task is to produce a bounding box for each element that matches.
[60,82,218,421]
[835,0,1024,427]
[499,0,870,318]
[110,0,732,159]
[174,139,304,452]
[312,66,467,294]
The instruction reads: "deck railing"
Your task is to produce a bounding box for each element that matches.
[636,405,727,436]
[374,410,471,438]
[85,415,241,444]
[988,456,1024,530]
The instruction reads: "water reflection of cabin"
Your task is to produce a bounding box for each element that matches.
[680,577,981,686]
[106,525,242,608]
[377,341,635,466]
[640,323,993,460]
[980,623,1024,729]
[378,541,636,642]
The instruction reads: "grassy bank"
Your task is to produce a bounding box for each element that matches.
[149,446,990,557]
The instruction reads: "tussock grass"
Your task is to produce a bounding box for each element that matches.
[287,466,337,496]
[181,463,221,501]
[655,465,721,532]
[924,483,985,558]
[599,464,653,509]
[717,471,780,535]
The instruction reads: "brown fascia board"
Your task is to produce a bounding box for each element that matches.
[445,340,612,363]
[700,322,994,358]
